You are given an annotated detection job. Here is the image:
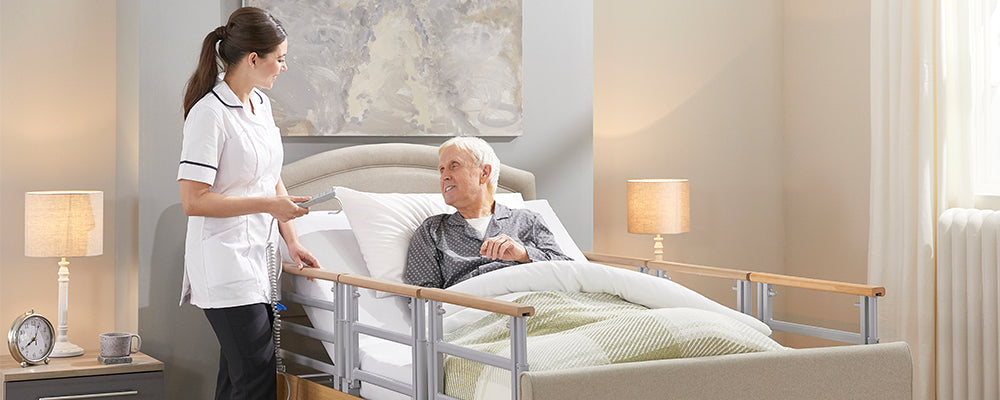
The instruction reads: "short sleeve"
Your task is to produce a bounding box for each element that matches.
[177,105,225,185]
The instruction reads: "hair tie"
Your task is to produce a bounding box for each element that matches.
[214,26,227,40]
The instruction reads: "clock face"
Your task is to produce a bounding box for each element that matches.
[16,315,54,363]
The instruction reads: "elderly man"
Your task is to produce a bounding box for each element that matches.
[404,137,571,288]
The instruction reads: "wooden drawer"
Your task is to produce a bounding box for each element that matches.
[5,370,163,400]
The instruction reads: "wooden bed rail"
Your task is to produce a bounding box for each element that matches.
[421,288,535,317]
[580,252,647,269]
[749,272,885,297]
[646,260,751,281]
[282,264,342,282]
[337,273,422,298]
[582,252,885,297]
[282,263,535,317]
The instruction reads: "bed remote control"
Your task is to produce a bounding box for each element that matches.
[296,187,337,208]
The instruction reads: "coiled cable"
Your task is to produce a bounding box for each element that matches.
[266,217,291,399]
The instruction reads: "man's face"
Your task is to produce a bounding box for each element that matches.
[438,146,488,211]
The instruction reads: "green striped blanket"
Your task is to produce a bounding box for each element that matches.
[443,291,786,400]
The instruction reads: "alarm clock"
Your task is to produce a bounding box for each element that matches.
[7,310,55,367]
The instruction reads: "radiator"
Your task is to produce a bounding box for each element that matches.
[937,208,1000,400]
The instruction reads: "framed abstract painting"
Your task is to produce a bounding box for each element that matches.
[244,0,523,137]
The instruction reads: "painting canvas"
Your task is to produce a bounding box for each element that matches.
[244,0,523,136]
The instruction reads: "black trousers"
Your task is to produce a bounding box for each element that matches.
[204,303,276,400]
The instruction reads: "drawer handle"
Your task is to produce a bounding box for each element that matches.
[38,391,139,400]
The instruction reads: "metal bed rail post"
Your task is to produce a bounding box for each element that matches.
[756,282,773,325]
[344,284,362,397]
[735,280,752,315]
[428,300,446,399]
[509,316,529,400]
[333,281,346,391]
[413,298,429,400]
[860,295,879,344]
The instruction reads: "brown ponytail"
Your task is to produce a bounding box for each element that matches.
[182,7,287,119]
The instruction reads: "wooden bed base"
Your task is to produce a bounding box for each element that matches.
[278,373,361,400]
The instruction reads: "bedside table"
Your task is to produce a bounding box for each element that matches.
[1,351,164,400]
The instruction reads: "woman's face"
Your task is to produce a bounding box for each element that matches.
[254,40,287,89]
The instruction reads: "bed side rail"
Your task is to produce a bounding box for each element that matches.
[280,263,533,400]
[749,272,883,345]
[584,252,754,315]
[582,252,884,344]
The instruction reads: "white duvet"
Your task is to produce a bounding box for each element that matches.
[293,260,772,400]
[443,260,769,335]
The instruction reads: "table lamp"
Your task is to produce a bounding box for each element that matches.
[24,190,103,358]
[626,179,689,261]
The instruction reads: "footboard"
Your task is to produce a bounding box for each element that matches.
[519,341,912,400]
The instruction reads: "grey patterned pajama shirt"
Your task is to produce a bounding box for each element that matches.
[404,202,571,288]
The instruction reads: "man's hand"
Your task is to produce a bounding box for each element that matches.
[480,234,530,263]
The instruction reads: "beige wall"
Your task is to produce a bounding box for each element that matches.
[781,0,870,347]
[595,0,786,308]
[595,0,871,348]
[0,0,118,352]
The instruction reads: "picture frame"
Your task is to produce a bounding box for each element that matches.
[244,0,523,137]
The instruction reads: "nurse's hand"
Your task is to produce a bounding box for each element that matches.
[271,196,310,222]
[287,242,320,281]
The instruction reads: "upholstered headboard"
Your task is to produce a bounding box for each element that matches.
[281,143,536,210]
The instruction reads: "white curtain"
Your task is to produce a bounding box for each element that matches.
[937,2,998,399]
[869,1,939,399]
[871,0,984,399]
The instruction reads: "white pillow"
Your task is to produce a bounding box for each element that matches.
[523,199,587,261]
[281,211,367,275]
[335,187,525,293]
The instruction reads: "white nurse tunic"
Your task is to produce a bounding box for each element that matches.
[177,79,283,309]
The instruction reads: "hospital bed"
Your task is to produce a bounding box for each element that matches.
[274,142,913,400]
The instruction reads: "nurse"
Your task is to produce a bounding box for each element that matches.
[177,7,319,399]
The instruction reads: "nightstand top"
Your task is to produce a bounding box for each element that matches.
[1,351,163,383]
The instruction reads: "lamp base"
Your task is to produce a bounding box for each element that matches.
[50,341,85,358]
[653,234,664,261]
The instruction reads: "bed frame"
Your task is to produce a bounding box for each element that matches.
[277,143,913,400]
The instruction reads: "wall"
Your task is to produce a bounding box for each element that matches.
[0,0,118,353]
[136,1,593,398]
[594,0,871,348]
[116,0,140,343]
[594,0,786,308]
[781,0,870,347]
[0,1,4,308]
[136,2,226,398]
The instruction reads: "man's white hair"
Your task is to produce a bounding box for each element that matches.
[439,136,500,194]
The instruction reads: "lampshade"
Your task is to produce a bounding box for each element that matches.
[627,179,690,234]
[25,191,103,258]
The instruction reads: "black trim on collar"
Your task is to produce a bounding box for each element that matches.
[255,91,264,105]
[180,160,218,171]
[210,90,242,109]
